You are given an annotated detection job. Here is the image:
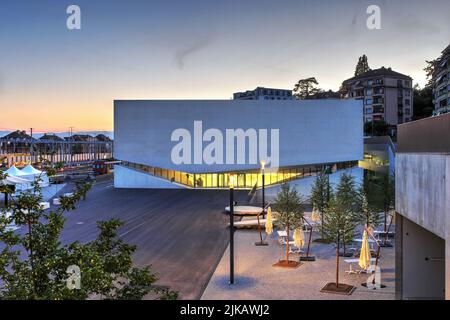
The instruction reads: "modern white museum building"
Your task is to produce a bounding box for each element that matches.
[113,100,363,189]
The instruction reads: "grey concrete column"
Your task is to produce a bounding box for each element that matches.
[446,156,450,300]
[446,239,450,300]
[395,212,403,300]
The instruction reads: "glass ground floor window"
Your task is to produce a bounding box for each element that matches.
[120,160,358,189]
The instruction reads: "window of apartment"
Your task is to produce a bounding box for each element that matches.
[373,98,383,104]
[405,99,410,106]
[397,80,403,87]
[366,99,373,105]
[366,89,372,96]
[405,118,410,122]
[373,107,384,114]
[365,107,373,114]
[405,108,410,115]
[374,78,383,85]
[374,88,383,95]
[404,90,411,96]
[365,116,373,122]
[367,80,373,86]
[404,80,410,87]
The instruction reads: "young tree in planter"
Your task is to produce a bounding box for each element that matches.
[0,179,178,300]
[321,194,356,294]
[334,173,359,256]
[365,172,395,235]
[379,174,395,233]
[273,184,304,268]
[310,173,331,239]
[356,189,382,231]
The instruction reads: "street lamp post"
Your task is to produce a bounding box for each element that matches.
[255,161,268,246]
[229,174,235,285]
[261,161,265,213]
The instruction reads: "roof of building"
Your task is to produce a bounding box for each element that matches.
[234,87,292,95]
[39,134,64,141]
[95,134,112,142]
[64,134,94,141]
[343,67,412,83]
[1,130,33,140]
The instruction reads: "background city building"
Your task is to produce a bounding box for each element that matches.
[233,87,293,100]
[341,67,413,126]
[432,44,450,115]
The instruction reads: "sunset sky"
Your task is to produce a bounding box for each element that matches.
[1,0,449,132]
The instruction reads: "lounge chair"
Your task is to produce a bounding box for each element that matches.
[277,231,303,254]
[344,258,377,274]
[229,218,277,229]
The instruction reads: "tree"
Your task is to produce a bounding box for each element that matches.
[334,173,359,256]
[0,172,14,206]
[378,174,395,235]
[310,173,331,239]
[354,54,371,76]
[364,171,395,243]
[273,184,304,268]
[413,84,433,120]
[0,178,177,300]
[322,194,355,292]
[424,60,436,88]
[356,189,382,230]
[364,120,389,137]
[293,77,321,100]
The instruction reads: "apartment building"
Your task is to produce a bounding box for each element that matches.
[341,67,413,126]
[432,44,450,115]
[233,87,293,100]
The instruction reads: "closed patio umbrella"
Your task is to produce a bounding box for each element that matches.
[293,228,305,248]
[359,229,371,270]
[265,207,273,235]
[311,207,320,222]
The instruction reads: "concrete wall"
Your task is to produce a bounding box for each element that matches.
[396,153,448,238]
[398,215,445,299]
[396,152,450,299]
[114,165,184,189]
[114,100,363,174]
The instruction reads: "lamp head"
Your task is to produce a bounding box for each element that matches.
[260,160,266,171]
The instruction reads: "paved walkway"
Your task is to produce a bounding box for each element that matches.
[202,224,395,300]
[56,180,249,299]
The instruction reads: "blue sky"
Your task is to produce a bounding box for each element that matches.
[1,0,449,131]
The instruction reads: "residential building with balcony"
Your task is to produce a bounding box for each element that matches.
[233,87,293,100]
[432,44,450,115]
[395,113,450,300]
[341,67,413,128]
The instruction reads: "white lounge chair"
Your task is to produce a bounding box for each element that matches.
[344,258,377,274]
[228,218,277,229]
[277,231,303,254]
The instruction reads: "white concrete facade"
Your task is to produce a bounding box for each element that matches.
[114,100,363,181]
